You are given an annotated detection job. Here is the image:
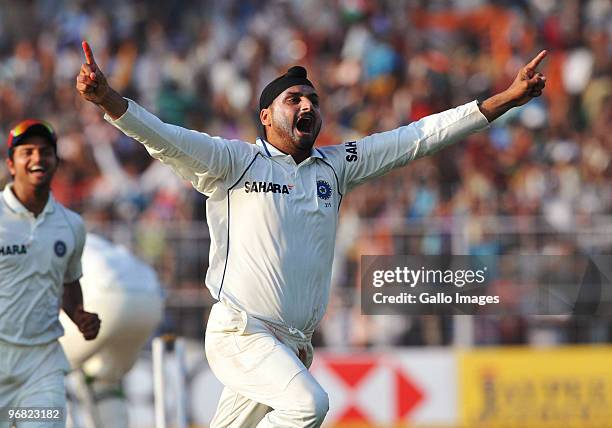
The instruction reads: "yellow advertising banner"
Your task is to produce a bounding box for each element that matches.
[460,346,612,428]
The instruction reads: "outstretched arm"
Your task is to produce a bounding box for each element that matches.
[329,49,549,192]
[75,41,257,196]
[478,50,548,122]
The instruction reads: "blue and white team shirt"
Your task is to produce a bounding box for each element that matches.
[106,99,489,340]
[0,184,86,345]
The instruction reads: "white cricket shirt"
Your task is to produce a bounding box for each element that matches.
[0,184,85,345]
[106,99,488,339]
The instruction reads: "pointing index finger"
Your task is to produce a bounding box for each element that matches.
[82,40,96,65]
[526,50,547,71]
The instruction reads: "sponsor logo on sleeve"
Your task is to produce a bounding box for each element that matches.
[344,141,358,162]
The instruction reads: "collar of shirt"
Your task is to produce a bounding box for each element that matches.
[256,138,326,162]
[2,183,55,217]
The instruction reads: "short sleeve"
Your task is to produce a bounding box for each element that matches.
[64,215,86,283]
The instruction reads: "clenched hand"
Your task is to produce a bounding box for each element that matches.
[73,304,101,341]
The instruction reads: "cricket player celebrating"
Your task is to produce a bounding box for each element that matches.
[0,120,101,427]
[76,41,546,427]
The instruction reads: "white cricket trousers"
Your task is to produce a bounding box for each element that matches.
[0,340,70,428]
[205,302,329,427]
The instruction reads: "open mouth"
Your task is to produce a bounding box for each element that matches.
[296,115,315,135]
[28,166,47,176]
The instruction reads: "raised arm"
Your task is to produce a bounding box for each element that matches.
[75,41,257,196]
[325,50,548,192]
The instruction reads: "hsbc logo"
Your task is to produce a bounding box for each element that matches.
[310,354,431,424]
[244,181,293,195]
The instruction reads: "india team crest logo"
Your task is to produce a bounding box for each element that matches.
[54,240,67,257]
[317,180,332,200]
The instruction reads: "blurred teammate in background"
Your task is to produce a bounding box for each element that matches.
[0,120,100,428]
[60,233,163,428]
[76,40,546,427]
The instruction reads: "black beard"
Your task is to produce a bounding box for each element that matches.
[289,123,320,151]
[271,111,321,151]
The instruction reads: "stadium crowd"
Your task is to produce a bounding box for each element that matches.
[1,0,610,347]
